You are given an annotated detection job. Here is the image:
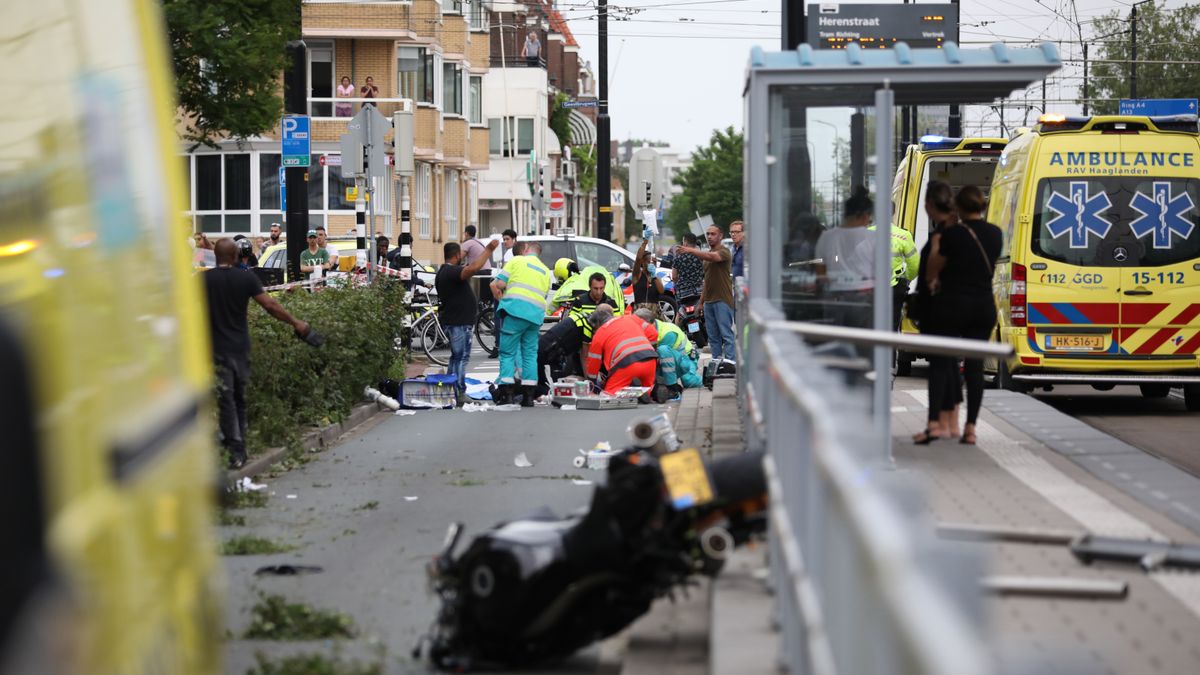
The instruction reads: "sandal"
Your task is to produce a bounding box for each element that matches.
[960,429,977,445]
[912,428,943,445]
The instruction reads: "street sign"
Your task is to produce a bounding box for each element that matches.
[1118,98,1199,116]
[807,4,959,50]
[548,190,565,216]
[346,186,358,202]
[278,167,286,214]
[281,115,311,167]
[561,100,598,109]
[346,105,390,182]
[324,153,392,168]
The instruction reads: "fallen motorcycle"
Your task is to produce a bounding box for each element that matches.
[414,445,766,671]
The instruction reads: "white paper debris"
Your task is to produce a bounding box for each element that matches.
[404,496,419,502]
[560,405,577,411]
[572,479,593,486]
[514,452,533,468]
[237,477,268,492]
[395,410,417,416]
[285,494,298,499]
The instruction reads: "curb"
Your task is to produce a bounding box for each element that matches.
[226,400,388,483]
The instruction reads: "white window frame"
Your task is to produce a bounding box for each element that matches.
[443,61,464,117]
[445,170,459,239]
[468,74,483,125]
[416,163,432,239]
[397,45,436,105]
[467,0,487,31]
[444,0,463,14]
[487,116,535,157]
[467,174,479,226]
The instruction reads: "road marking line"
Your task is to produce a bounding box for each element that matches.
[904,390,1200,620]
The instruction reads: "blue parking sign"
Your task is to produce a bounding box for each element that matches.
[281,115,311,167]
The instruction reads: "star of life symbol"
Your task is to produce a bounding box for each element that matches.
[1045,182,1113,249]
[1128,182,1195,250]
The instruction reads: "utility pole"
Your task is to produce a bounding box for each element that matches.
[1130,0,1152,99]
[596,0,612,241]
[1082,42,1089,115]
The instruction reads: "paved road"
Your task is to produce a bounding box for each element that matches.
[220,368,669,674]
[1030,385,1200,477]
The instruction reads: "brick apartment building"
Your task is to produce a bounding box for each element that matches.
[181,0,493,265]
[478,1,596,237]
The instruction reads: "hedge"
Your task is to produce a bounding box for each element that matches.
[243,278,408,452]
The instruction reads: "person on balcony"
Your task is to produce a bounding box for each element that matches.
[521,31,541,67]
[360,76,379,107]
[336,76,354,117]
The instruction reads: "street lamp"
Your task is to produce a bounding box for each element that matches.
[815,119,842,212]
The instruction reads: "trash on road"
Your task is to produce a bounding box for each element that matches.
[514,452,533,468]
[254,564,324,577]
[364,385,401,411]
[462,402,521,412]
[573,442,617,470]
[560,404,577,411]
[572,479,593,486]
[395,410,417,416]
[404,496,419,502]
[236,477,268,492]
[628,413,681,455]
[285,494,298,499]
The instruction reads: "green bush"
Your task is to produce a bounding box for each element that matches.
[245,279,408,452]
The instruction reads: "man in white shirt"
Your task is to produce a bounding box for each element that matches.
[315,225,339,268]
[814,187,875,329]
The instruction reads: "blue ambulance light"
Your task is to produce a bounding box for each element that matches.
[919,135,962,151]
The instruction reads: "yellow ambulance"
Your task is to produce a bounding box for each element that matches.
[989,114,1200,411]
[890,136,1008,375]
[0,0,222,672]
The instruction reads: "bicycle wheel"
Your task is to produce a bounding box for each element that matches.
[420,313,451,366]
[475,306,499,356]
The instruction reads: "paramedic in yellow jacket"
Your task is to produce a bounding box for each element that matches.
[869,222,919,329]
[490,242,552,406]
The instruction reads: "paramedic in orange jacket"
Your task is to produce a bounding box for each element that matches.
[585,305,658,394]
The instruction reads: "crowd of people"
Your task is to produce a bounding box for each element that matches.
[813,183,1002,446]
[198,219,747,466]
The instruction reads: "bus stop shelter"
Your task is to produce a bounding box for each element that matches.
[743,41,1062,456]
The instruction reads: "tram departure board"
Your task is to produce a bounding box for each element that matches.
[806,3,960,50]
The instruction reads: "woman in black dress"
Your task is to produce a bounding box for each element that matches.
[925,185,1004,445]
[912,181,961,444]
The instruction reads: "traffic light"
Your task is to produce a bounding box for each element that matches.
[538,163,546,204]
[642,180,652,209]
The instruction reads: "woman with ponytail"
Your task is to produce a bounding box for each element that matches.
[912,180,962,444]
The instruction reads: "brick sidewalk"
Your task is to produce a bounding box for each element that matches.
[630,379,1200,675]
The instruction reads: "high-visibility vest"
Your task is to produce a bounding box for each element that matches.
[551,265,625,315]
[654,319,688,351]
[498,255,552,324]
[586,315,657,376]
[868,224,919,287]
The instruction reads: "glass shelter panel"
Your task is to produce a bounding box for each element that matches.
[768,86,879,334]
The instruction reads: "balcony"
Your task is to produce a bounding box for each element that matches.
[489,54,546,69]
[307,97,413,143]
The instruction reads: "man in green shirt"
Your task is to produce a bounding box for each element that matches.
[299,229,331,280]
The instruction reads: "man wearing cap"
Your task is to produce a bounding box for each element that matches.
[300,229,331,279]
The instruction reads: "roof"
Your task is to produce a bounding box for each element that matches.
[747,42,1062,106]
[539,1,577,47]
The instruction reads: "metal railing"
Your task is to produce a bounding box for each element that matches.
[307,96,413,120]
[739,296,996,675]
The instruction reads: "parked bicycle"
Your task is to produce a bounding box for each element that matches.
[419,297,499,366]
